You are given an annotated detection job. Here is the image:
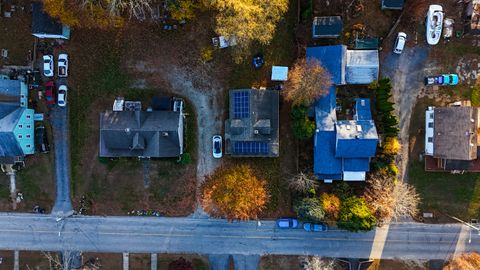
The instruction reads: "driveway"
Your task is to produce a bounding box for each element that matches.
[380,46,435,181]
[130,64,224,216]
[50,105,73,214]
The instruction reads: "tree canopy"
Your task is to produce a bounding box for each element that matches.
[203,0,288,62]
[338,196,376,232]
[320,193,341,221]
[284,58,332,106]
[202,165,268,220]
[443,252,480,270]
[382,137,401,156]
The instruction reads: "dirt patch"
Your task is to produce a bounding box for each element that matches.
[364,259,434,270]
[0,0,34,66]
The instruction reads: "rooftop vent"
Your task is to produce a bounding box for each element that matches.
[125,128,131,133]
[346,125,351,130]
[162,132,169,137]
[361,99,365,106]
[471,118,475,123]
[253,129,259,135]
[356,125,362,132]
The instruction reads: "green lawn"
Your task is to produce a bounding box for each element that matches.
[409,161,480,220]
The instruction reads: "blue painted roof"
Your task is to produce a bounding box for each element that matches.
[314,131,342,176]
[355,98,372,120]
[344,158,370,172]
[306,45,346,85]
[335,120,378,158]
[315,85,337,131]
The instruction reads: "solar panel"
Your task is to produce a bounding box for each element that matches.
[233,91,249,118]
[233,141,269,155]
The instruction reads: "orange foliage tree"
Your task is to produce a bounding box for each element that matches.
[284,58,332,106]
[320,193,341,221]
[443,252,480,270]
[202,165,268,220]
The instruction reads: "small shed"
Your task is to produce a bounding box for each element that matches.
[271,66,289,81]
[354,38,379,50]
[312,16,343,38]
[381,0,405,10]
[32,2,70,39]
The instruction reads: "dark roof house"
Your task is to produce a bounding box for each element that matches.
[32,2,70,39]
[0,79,34,165]
[224,89,279,157]
[312,16,343,38]
[381,0,405,10]
[307,44,379,182]
[99,110,183,158]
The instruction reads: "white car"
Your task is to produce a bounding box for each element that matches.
[426,5,444,45]
[212,135,222,158]
[393,32,407,54]
[57,85,67,107]
[42,55,54,77]
[57,53,69,77]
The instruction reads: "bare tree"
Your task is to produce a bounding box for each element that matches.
[443,252,480,270]
[299,256,337,270]
[107,0,153,20]
[287,172,317,194]
[364,173,420,224]
[284,58,332,106]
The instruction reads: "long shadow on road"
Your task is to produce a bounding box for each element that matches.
[50,106,73,214]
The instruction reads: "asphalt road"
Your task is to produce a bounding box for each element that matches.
[0,214,478,260]
[49,106,72,214]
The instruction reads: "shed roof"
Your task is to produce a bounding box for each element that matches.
[312,16,343,38]
[32,2,66,36]
[382,0,405,9]
[99,110,182,158]
[433,107,478,160]
[354,98,372,120]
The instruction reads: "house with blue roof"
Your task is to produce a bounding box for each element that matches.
[307,45,379,182]
[0,79,34,165]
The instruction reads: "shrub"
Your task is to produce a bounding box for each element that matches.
[294,197,325,223]
[388,162,399,176]
[382,137,401,156]
[200,47,213,63]
[291,105,315,140]
[332,181,353,200]
[320,193,341,221]
[338,196,376,232]
[178,153,191,165]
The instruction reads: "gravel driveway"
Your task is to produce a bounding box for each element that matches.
[380,45,434,182]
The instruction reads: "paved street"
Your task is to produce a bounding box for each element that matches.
[49,106,72,213]
[0,213,478,260]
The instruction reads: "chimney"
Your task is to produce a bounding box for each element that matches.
[162,132,169,137]
[254,129,259,135]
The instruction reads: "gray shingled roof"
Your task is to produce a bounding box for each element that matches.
[224,89,279,157]
[433,107,478,160]
[99,110,182,158]
[32,2,64,36]
[0,107,24,162]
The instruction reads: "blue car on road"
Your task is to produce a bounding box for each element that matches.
[276,218,299,228]
[425,74,459,86]
[303,223,328,232]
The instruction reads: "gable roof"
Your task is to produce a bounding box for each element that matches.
[99,110,182,158]
[312,16,343,38]
[433,107,478,160]
[314,131,342,178]
[224,89,279,157]
[382,0,405,10]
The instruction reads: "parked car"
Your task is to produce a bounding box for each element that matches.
[42,55,54,77]
[35,126,49,154]
[44,80,56,106]
[303,223,328,232]
[426,5,444,45]
[212,135,222,158]
[393,32,407,54]
[57,85,68,107]
[57,53,69,77]
[276,218,299,229]
[424,74,459,86]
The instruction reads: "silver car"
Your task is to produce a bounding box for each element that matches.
[212,135,222,158]
[57,85,68,107]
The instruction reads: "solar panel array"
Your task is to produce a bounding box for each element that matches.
[233,91,249,118]
[233,141,269,155]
